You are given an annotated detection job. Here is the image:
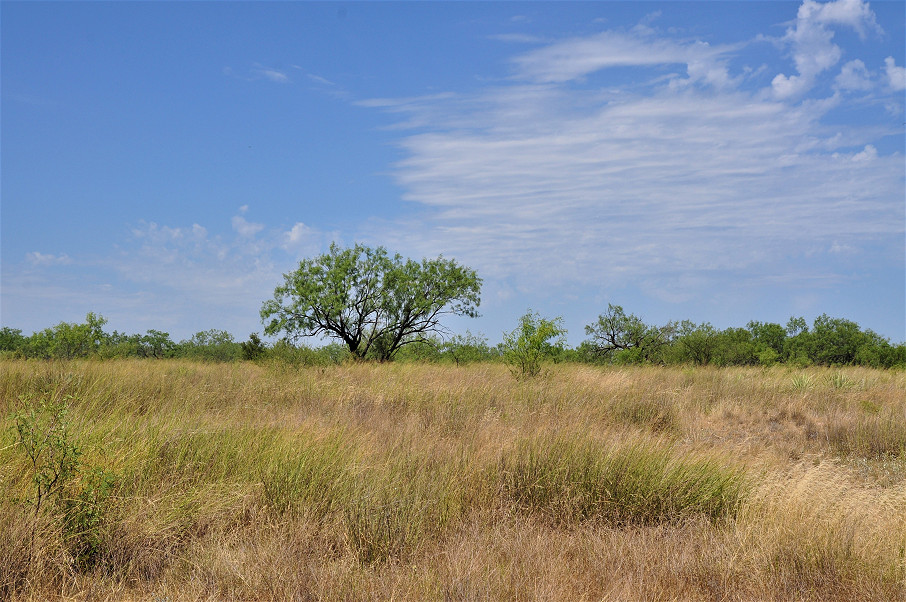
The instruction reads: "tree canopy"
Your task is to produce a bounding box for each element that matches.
[260,243,481,361]
[584,304,675,363]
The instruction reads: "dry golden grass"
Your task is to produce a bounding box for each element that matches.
[1,360,904,600]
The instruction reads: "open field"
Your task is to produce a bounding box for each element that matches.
[1,359,904,601]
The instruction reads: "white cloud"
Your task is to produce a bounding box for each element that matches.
[254,64,289,83]
[802,0,881,38]
[306,73,335,86]
[885,57,906,91]
[834,59,873,91]
[26,252,72,266]
[282,222,321,254]
[851,144,877,162]
[360,20,903,305]
[231,215,265,238]
[511,31,737,84]
[772,0,880,99]
[224,64,290,84]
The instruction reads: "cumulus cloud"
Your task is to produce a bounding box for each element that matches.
[834,59,873,91]
[885,56,906,91]
[772,0,881,99]
[281,221,322,254]
[231,215,265,238]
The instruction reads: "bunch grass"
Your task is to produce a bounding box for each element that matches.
[1,359,903,600]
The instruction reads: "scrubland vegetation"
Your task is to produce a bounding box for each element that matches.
[3,306,906,370]
[1,359,904,600]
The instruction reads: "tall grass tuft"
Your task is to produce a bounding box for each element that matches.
[500,437,747,525]
[824,411,906,458]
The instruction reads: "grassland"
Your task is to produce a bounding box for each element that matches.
[1,359,904,601]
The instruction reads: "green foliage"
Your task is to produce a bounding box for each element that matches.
[63,465,116,569]
[441,331,496,365]
[784,317,812,366]
[502,311,567,378]
[748,321,786,357]
[264,340,351,366]
[142,329,176,359]
[0,327,25,353]
[261,243,482,361]
[178,329,241,362]
[584,304,674,363]
[710,327,758,366]
[808,314,870,366]
[241,333,267,361]
[11,394,82,520]
[675,321,719,365]
[101,329,176,359]
[20,313,108,359]
[9,392,115,570]
[3,304,904,368]
[391,336,443,363]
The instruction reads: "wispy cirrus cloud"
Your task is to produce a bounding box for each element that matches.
[255,64,289,83]
[223,63,290,84]
[26,251,72,266]
[360,0,903,309]
[511,30,738,85]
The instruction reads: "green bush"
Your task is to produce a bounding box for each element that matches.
[502,311,567,378]
[8,392,114,571]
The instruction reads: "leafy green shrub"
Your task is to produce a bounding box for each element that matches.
[8,392,115,570]
[0,327,25,354]
[177,329,242,362]
[265,340,351,366]
[502,311,566,378]
[441,331,497,364]
[584,304,675,364]
[241,333,267,361]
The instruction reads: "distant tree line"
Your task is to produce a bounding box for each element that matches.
[1,307,903,368]
[573,304,906,369]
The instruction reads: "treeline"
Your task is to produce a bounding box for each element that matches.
[574,305,906,369]
[1,308,904,368]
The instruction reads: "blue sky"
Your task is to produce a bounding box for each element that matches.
[2,0,904,346]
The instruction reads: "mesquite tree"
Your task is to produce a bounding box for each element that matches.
[261,243,481,361]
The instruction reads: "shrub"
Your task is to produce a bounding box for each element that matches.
[502,311,566,378]
[8,392,115,571]
[241,333,267,361]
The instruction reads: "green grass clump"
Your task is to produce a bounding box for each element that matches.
[500,437,747,525]
[259,431,356,518]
